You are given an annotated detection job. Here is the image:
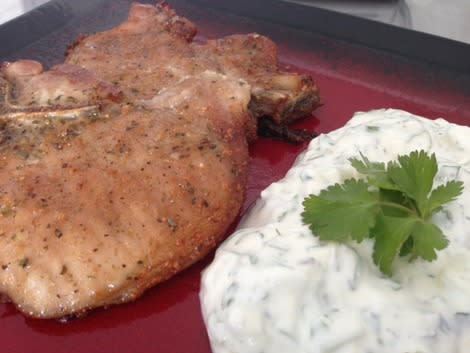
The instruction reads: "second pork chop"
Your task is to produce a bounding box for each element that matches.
[66,2,320,125]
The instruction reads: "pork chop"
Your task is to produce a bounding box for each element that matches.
[65,2,320,125]
[0,2,320,319]
[0,70,252,318]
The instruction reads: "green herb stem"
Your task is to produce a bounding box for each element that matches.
[378,200,419,218]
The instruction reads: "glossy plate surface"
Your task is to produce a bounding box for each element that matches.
[1,1,470,352]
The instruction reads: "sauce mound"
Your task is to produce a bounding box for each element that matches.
[200,109,470,353]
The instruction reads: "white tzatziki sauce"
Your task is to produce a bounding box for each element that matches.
[200,109,470,353]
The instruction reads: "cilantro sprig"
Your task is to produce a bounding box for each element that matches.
[301,150,464,276]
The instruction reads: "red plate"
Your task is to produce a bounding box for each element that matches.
[1,1,470,352]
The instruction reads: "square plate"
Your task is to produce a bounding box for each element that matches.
[1,1,470,352]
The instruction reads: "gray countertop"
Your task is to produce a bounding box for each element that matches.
[284,0,470,45]
[0,0,49,24]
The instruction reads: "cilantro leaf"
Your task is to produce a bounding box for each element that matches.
[387,150,437,216]
[302,150,464,276]
[372,214,417,276]
[301,179,380,243]
[426,180,464,215]
[409,221,448,261]
[350,153,386,177]
[350,153,397,190]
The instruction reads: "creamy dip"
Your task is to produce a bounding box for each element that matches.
[200,109,470,353]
